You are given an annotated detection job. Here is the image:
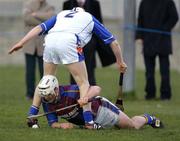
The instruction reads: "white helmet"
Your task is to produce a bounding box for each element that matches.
[37,75,59,97]
[72,7,85,12]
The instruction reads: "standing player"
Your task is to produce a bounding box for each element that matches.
[27,75,163,129]
[8,7,127,128]
[63,0,116,85]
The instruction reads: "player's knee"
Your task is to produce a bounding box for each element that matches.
[119,116,135,129]
[90,86,101,95]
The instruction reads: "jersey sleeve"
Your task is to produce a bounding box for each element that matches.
[39,15,57,35]
[61,85,80,100]
[92,16,115,44]
[42,103,58,126]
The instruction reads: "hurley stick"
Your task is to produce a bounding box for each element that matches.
[115,73,124,111]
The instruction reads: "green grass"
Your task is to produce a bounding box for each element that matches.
[0,65,180,141]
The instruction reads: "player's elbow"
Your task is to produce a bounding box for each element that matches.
[91,86,101,96]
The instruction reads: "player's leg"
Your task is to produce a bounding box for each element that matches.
[131,115,147,129]
[86,86,101,98]
[43,62,57,75]
[118,112,136,129]
[118,112,163,129]
[119,112,153,129]
[66,61,96,127]
[66,61,100,102]
[66,61,89,99]
[96,100,140,129]
[83,38,97,85]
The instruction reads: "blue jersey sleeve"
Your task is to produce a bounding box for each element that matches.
[92,16,115,44]
[42,103,58,126]
[39,15,57,35]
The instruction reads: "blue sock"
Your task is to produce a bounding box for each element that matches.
[143,113,153,125]
[83,111,94,124]
[28,105,39,116]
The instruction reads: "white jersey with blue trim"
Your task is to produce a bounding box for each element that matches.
[40,10,115,47]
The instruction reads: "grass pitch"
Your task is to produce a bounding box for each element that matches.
[0,65,180,141]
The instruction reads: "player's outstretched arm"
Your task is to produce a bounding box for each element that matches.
[26,88,42,128]
[32,88,42,107]
[110,40,127,73]
[51,122,74,129]
[8,25,43,54]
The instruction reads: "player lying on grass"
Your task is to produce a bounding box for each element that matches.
[27,75,163,129]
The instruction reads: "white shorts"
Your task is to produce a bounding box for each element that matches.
[43,32,84,64]
[94,98,120,128]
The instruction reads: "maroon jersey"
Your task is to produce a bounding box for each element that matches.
[42,85,84,125]
[42,84,102,126]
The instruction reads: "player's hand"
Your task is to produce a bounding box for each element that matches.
[77,97,89,107]
[27,118,39,128]
[8,43,23,54]
[85,122,102,130]
[119,62,127,73]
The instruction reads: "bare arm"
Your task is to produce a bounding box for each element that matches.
[110,40,127,73]
[8,25,43,54]
[51,122,74,129]
[32,88,42,108]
